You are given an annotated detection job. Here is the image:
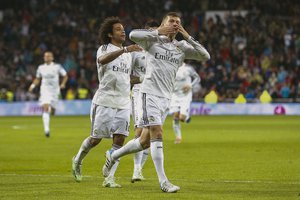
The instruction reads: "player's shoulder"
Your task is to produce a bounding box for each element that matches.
[37,63,44,68]
[37,63,47,71]
[98,43,121,54]
[51,62,63,68]
[102,44,109,51]
[97,44,108,52]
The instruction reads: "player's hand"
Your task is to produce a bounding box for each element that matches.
[28,84,35,92]
[157,24,179,36]
[60,84,66,89]
[182,85,191,93]
[178,24,190,39]
[126,44,143,52]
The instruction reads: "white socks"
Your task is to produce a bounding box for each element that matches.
[74,137,93,164]
[112,138,143,160]
[151,139,167,183]
[108,144,121,177]
[173,119,181,139]
[42,111,50,133]
[141,148,149,168]
[133,151,143,172]
[133,148,149,172]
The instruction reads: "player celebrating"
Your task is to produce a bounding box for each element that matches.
[130,20,159,182]
[28,51,68,137]
[102,12,210,192]
[71,17,142,187]
[170,62,200,144]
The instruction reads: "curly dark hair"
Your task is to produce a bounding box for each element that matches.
[98,16,121,45]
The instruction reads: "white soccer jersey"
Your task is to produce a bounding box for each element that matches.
[129,29,210,99]
[173,63,200,97]
[92,43,132,109]
[131,51,147,90]
[36,62,67,96]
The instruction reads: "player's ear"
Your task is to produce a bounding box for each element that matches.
[108,33,112,38]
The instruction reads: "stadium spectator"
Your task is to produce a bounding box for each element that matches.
[0,0,299,102]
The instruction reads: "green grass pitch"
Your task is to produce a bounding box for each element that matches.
[0,115,300,199]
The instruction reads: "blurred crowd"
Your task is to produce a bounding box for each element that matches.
[0,0,299,102]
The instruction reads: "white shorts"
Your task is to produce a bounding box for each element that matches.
[39,91,59,109]
[90,104,130,139]
[137,93,170,127]
[169,93,192,118]
[131,88,142,128]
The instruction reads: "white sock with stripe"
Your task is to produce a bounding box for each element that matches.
[112,138,143,160]
[141,148,149,168]
[109,144,121,177]
[133,151,143,172]
[151,139,167,184]
[74,137,93,164]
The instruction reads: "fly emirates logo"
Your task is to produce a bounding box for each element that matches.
[154,50,180,64]
[112,62,129,74]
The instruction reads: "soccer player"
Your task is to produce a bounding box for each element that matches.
[28,51,68,137]
[102,12,210,192]
[71,17,142,187]
[170,62,200,144]
[130,20,159,183]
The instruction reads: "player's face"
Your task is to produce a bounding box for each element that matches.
[164,16,181,35]
[44,52,54,63]
[111,23,126,44]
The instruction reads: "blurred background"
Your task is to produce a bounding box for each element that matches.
[0,0,299,104]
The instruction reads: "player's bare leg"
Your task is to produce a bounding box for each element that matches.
[50,107,56,115]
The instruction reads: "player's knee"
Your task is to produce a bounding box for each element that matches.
[89,138,101,146]
[113,134,126,146]
[139,137,150,149]
[140,141,150,149]
[150,126,163,139]
[179,115,186,122]
[173,112,180,118]
[134,127,143,137]
[42,105,50,113]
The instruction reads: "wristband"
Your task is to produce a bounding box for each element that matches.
[123,46,128,53]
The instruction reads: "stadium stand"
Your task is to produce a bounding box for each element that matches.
[0,0,299,102]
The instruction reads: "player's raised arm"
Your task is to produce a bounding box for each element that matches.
[129,29,159,50]
[98,44,142,65]
[178,25,210,62]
